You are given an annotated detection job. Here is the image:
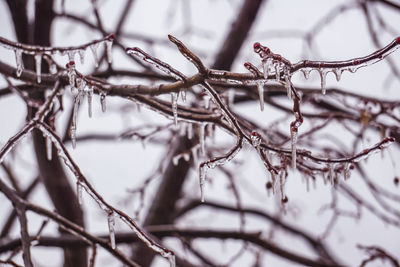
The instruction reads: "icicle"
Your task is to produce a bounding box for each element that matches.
[100,93,106,112]
[328,164,334,185]
[262,58,272,79]
[67,62,76,88]
[78,49,85,65]
[105,39,113,64]
[291,128,297,169]
[107,211,116,249]
[199,123,206,156]
[274,61,281,81]
[183,153,190,161]
[35,53,42,83]
[199,164,208,202]
[256,81,264,111]
[333,68,342,82]
[68,50,76,62]
[168,255,176,267]
[90,43,100,67]
[70,93,81,149]
[318,69,327,95]
[284,67,292,99]
[87,85,93,118]
[46,136,52,161]
[301,68,311,79]
[49,63,57,74]
[77,180,83,205]
[171,92,178,126]
[187,123,193,139]
[14,49,24,77]
[228,90,235,107]
[191,146,198,165]
[180,90,186,102]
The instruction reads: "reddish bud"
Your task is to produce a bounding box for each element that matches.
[396,37,400,44]
[320,62,325,68]
[266,181,273,189]
[125,47,131,52]
[210,158,215,163]
[353,59,360,65]
[394,177,399,186]
[282,196,288,203]
[108,33,116,40]
[69,61,75,66]
[349,164,355,170]
[244,62,251,69]
[253,42,261,52]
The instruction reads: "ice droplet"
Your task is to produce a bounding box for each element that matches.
[105,39,113,64]
[256,81,264,111]
[46,136,52,161]
[100,93,106,112]
[172,155,180,166]
[14,49,24,77]
[90,43,100,67]
[171,92,178,126]
[250,131,262,147]
[318,68,327,95]
[35,53,42,83]
[107,211,116,249]
[291,128,297,169]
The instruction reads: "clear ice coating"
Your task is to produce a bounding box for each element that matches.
[35,53,42,83]
[105,39,113,64]
[90,42,100,67]
[107,211,116,249]
[301,68,311,80]
[14,49,23,77]
[256,81,264,111]
[291,128,297,169]
[171,92,178,126]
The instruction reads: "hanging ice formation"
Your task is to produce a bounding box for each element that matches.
[90,42,100,67]
[199,123,206,156]
[107,211,116,249]
[290,127,298,169]
[256,81,264,111]
[34,53,42,83]
[100,92,107,112]
[77,180,83,205]
[14,49,23,77]
[171,92,178,126]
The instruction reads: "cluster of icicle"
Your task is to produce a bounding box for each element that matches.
[0,34,115,83]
